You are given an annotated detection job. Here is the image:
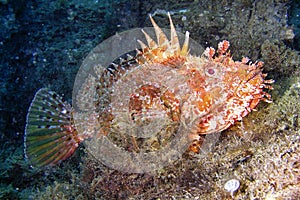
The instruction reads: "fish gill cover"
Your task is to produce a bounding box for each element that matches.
[1,0,299,199]
[25,14,272,173]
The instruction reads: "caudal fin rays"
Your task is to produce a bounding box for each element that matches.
[25,88,80,168]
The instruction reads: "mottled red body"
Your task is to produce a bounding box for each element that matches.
[24,14,273,168]
[131,31,273,153]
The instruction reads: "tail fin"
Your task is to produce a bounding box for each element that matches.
[24,88,81,168]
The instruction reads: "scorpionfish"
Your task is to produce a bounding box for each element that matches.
[24,14,273,168]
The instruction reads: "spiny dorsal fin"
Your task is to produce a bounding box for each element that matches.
[137,14,190,66]
[141,29,158,49]
[167,12,180,54]
[137,39,148,51]
[145,14,190,56]
[149,14,170,50]
[181,31,190,56]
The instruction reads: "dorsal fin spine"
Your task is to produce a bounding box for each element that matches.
[168,12,180,54]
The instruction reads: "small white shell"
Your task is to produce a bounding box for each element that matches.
[224,179,240,194]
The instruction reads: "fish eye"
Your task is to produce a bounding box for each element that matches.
[207,68,215,75]
[204,63,222,78]
[205,66,218,77]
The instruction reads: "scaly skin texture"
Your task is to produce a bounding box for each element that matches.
[91,16,273,153]
[133,26,273,152]
[24,14,273,168]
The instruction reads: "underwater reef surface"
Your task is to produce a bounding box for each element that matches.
[0,0,299,199]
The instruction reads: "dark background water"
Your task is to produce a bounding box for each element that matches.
[0,0,299,199]
[1,0,299,145]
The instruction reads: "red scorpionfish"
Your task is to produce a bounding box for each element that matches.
[24,14,273,168]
